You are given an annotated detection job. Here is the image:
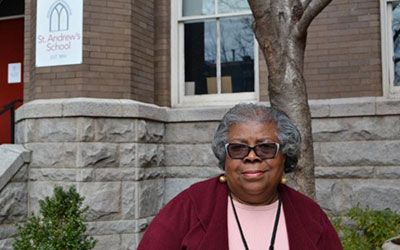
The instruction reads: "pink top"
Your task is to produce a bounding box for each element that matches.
[228,197,290,250]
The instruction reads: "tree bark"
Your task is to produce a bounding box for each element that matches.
[247,0,332,199]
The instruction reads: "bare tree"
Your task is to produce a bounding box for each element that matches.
[247,0,333,199]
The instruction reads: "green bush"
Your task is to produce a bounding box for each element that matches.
[13,186,97,250]
[331,205,400,250]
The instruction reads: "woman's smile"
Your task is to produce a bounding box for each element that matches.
[241,169,267,179]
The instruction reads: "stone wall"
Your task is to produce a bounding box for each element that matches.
[10,97,400,249]
[0,145,30,250]
[15,99,167,250]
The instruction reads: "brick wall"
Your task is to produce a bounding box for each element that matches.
[23,0,382,105]
[259,0,381,101]
[131,0,155,103]
[304,0,382,99]
[23,0,156,103]
[154,0,171,106]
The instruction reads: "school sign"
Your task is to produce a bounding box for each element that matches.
[36,0,83,67]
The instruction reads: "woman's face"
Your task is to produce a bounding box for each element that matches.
[225,121,285,205]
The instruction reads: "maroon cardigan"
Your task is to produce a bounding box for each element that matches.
[137,177,343,250]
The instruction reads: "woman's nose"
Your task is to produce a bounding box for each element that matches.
[244,148,261,162]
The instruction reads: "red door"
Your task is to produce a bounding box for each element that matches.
[0,18,24,144]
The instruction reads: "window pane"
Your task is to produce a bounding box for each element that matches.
[220,17,254,93]
[393,2,400,86]
[182,0,214,16]
[184,21,217,95]
[218,0,250,14]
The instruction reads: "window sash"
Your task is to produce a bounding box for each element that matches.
[171,0,259,107]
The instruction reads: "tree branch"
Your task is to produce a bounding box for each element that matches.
[296,0,332,37]
[300,0,312,10]
[247,0,269,20]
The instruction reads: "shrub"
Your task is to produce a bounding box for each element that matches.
[331,205,400,250]
[13,186,97,250]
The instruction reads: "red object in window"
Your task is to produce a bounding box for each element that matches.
[0,18,24,144]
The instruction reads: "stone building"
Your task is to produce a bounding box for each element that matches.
[1,0,400,249]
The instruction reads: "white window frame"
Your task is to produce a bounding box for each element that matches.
[171,0,259,107]
[381,0,400,98]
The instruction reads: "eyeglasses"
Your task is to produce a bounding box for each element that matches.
[225,143,280,160]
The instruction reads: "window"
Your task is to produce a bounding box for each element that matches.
[381,0,400,97]
[171,0,259,106]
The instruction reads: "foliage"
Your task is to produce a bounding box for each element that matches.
[331,205,400,250]
[13,186,97,250]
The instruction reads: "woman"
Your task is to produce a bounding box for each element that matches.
[137,103,342,250]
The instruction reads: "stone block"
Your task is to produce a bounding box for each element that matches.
[136,217,152,233]
[376,166,400,178]
[93,234,120,250]
[34,118,77,142]
[137,120,164,142]
[164,122,217,143]
[137,180,164,218]
[15,99,65,122]
[167,106,227,122]
[77,143,118,168]
[0,145,28,191]
[15,120,27,144]
[79,182,121,221]
[1,144,30,163]
[312,116,400,142]
[164,178,203,204]
[0,238,14,250]
[136,167,165,181]
[86,220,136,235]
[315,166,374,178]
[28,182,73,215]
[29,168,77,181]
[309,100,330,118]
[0,224,17,239]
[328,97,376,117]
[164,144,194,166]
[316,179,400,214]
[120,143,136,168]
[15,119,35,144]
[121,233,139,250]
[120,99,167,121]
[376,97,400,115]
[63,98,122,117]
[76,168,96,181]
[193,144,218,166]
[165,166,222,179]
[76,117,95,142]
[122,182,136,219]
[26,143,77,168]
[95,119,136,142]
[137,144,164,168]
[315,140,400,166]
[0,183,27,224]
[95,168,137,181]
[10,165,28,182]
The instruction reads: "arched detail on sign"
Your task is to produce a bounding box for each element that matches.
[47,0,72,32]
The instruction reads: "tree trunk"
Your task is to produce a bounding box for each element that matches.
[247,0,333,199]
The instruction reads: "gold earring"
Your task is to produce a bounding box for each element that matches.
[281,176,287,184]
[219,175,227,183]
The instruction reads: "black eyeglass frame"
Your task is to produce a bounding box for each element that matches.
[224,142,281,160]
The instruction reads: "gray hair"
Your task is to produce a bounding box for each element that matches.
[211,103,301,173]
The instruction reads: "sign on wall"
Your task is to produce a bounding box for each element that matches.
[8,63,22,84]
[36,0,83,67]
